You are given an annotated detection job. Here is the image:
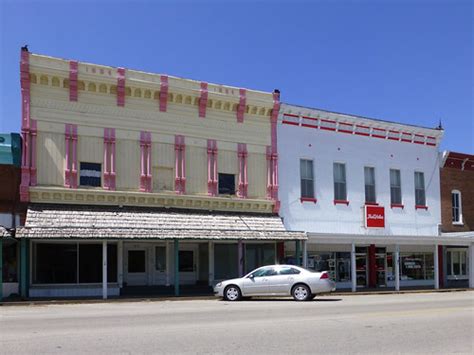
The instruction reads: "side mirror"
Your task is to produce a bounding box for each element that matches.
[248,274,254,279]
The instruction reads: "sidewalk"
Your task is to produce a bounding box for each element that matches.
[1,287,471,306]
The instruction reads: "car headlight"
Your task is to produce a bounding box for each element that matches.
[216,282,223,288]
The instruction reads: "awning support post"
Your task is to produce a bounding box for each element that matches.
[351,242,356,292]
[174,239,179,296]
[302,240,308,268]
[117,240,123,289]
[295,240,300,266]
[394,244,400,292]
[102,240,107,299]
[238,240,244,277]
[434,244,439,290]
[469,243,474,289]
[0,238,3,301]
[20,238,28,298]
[208,241,214,286]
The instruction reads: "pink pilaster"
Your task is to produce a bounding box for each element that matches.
[207,139,218,196]
[103,128,110,189]
[19,49,31,202]
[117,68,125,107]
[71,125,78,188]
[69,60,78,101]
[237,143,248,198]
[110,128,116,190]
[237,89,246,123]
[140,131,152,192]
[29,120,37,186]
[174,135,185,194]
[270,91,280,212]
[199,82,208,118]
[140,131,146,191]
[146,132,152,192]
[159,75,169,112]
[65,124,72,187]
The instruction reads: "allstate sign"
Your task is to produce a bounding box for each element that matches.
[365,205,385,228]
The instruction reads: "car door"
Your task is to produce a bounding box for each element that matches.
[242,266,278,295]
[275,266,301,294]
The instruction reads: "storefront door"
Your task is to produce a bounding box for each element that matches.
[179,245,198,285]
[125,249,148,286]
[355,247,368,287]
[375,249,387,287]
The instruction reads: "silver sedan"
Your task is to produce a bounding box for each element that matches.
[214,265,336,301]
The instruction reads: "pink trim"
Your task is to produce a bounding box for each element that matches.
[300,197,317,203]
[159,75,169,112]
[207,139,218,196]
[20,50,31,202]
[103,128,116,190]
[199,82,208,118]
[270,91,280,212]
[69,61,78,102]
[237,143,248,198]
[65,124,72,187]
[140,131,146,191]
[146,132,152,192]
[117,68,125,107]
[110,128,116,190]
[237,89,246,123]
[71,124,78,188]
[103,128,110,189]
[334,199,350,206]
[266,146,272,199]
[29,120,37,186]
[139,131,152,192]
[175,135,185,194]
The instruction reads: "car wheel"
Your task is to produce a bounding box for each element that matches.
[309,294,316,300]
[292,284,310,301]
[224,285,241,301]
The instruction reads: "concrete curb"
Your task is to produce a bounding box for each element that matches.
[1,288,471,306]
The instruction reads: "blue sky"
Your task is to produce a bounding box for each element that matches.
[1,0,472,152]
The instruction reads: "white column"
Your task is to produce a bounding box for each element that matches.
[302,240,308,268]
[394,244,400,292]
[434,244,439,290]
[117,241,123,288]
[351,242,357,292]
[102,240,108,300]
[165,241,170,286]
[469,243,474,289]
[208,241,214,286]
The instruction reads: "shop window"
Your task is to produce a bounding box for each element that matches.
[155,246,166,272]
[333,163,347,201]
[245,244,275,273]
[179,250,194,272]
[400,253,434,280]
[451,190,463,224]
[446,249,467,279]
[390,169,402,205]
[128,250,146,273]
[2,242,18,282]
[78,244,117,283]
[33,243,77,284]
[218,173,235,195]
[214,244,238,280]
[364,166,376,203]
[300,159,314,199]
[306,252,351,283]
[414,172,426,206]
[80,162,102,187]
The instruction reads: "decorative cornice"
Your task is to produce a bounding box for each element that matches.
[28,187,275,213]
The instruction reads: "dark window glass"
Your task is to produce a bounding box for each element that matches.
[300,159,314,198]
[390,169,402,204]
[107,244,117,282]
[218,173,235,195]
[414,172,426,206]
[3,242,18,282]
[451,192,461,223]
[34,243,77,284]
[155,246,166,272]
[214,244,238,280]
[80,162,101,187]
[364,167,376,203]
[333,163,347,200]
[179,250,194,272]
[245,244,275,273]
[128,250,146,273]
[79,244,102,283]
[279,267,301,275]
[252,266,277,277]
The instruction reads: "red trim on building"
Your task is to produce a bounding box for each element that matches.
[415,205,428,210]
[338,122,353,134]
[354,125,370,136]
[159,75,169,112]
[300,197,317,203]
[117,68,125,107]
[390,203,404,209]
[388,130,400,141]
[69,60,78,102]
[237,89,246,123]
[364,202,379,206]
[334,199,350,206]
[401,132,413,143]
[175,135,186,194]
[371,128,386,139]
[319,119,336,131]
[199,82,208,118]
[301,116,318,129]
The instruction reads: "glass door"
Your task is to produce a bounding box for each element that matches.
[375,248,387,287]
[355,249,368,287]
[126,249,147,286]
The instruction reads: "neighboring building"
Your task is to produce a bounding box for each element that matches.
[439,151,474,288]
[15,49,304,298]
[0,133,23,299]
[278,103,473,291]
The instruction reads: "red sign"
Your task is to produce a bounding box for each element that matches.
[365,205,385,228]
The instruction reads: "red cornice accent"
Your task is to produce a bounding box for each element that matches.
[237,89,246,123]
[199,82,208,118]
[69,60,78,102]
[159,75,169,112]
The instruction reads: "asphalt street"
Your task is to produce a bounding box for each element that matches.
[1,291,473,354]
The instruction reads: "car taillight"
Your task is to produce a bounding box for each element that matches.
[320,272,329,279]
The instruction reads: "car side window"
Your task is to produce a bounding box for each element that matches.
[279,267,301,275]
[252,267,277,277]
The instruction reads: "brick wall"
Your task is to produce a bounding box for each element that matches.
[440,167,474,232]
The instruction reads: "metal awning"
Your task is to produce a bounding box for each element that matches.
[16,204,306,241]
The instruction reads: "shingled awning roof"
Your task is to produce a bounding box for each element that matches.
[1,226,12,238]
[16,204,306,241]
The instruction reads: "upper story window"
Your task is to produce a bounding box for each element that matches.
[390,169,402,205]
[218,173,235,195]
[333,163,347,201]
[414,171,426,207]
[364,167,376,204]
[451,190,463,224]
[79,162,101,187]
[300,159,314,199]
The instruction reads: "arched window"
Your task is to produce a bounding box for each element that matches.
[451,190,463,224]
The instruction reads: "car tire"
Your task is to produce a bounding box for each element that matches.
[292,284,311,301]
[224,285,241,301]
[309,294,316,300]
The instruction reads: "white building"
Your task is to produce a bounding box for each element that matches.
[278,103,473,290]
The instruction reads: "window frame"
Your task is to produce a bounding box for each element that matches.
[218,173,236,195]
[333,162,348,204]
[389,168,403,208]
[451,190,463,225]
[414,171,427,209]
[79,162,102,188]
[300,158,316,202]
[364,166,377,204]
